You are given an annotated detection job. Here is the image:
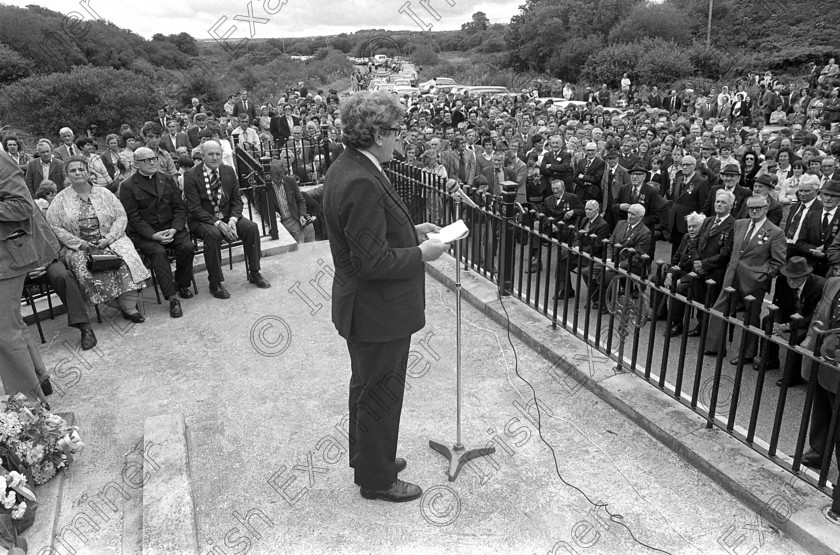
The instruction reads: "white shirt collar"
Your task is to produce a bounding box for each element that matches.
[359,148,383,173]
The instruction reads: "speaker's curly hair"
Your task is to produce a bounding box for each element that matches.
[340,91,405,150]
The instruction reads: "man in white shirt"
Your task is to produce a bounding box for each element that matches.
[231,113,262,154]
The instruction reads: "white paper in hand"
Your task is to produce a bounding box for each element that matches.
[428,219,469,243]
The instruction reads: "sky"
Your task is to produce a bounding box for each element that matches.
[2,0,523,39]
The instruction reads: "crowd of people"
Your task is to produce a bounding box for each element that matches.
[2,65,840,515]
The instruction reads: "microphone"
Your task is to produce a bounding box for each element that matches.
[445,179,479,209]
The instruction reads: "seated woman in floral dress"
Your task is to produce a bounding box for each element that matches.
[46,157,150,322]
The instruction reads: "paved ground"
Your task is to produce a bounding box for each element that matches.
[20,241,811,554]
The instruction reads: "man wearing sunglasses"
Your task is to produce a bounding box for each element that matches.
[704,195,786,366]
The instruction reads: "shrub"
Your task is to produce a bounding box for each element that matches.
[636,40,694,86]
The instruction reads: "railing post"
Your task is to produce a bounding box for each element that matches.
[260,156,279,240]
[499,182,519,296]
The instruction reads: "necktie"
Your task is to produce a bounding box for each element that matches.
[742,223,755,252]
[822,211,831,238]
[209,170,222,219]
[787,204,804,238]
[458,153,466,182]
[711,217,720,231]
[584,158,592,172]
[623,224,632,241]
[632,186,640,202]
[69,145,76,157]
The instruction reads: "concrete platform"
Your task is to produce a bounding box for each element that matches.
[21,241,816,554]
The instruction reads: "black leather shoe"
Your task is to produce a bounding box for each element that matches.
[40,377,53,396]
[360,479,422,502]
[249,271,271,289]
[169,298,183,318]
[687,326,701,337]
[178,286,194,299]
[704,349,726,357]
[668,325,684,337]
[121,310,145,323]
[80,328,97,351]
[210,283,230,299]
[776,377,806,387]
[801,450,823,468]
[524,258,542,274]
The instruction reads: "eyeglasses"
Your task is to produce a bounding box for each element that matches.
[380,126,401,134]
[136,158,157,163]
[746,205,768,211]
[681,162,695,166]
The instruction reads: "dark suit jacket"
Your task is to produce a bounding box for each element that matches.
[119,170,187,240]
[773,274,825,329]
[802,277,840,393]
[668,233,699,278]
[665,95,682,112]
[542,192,584,236]
[601,164,632,212]
[707,184,751,217]
[795,209,840,276]
[668,173,710,234]
[577,215,611,258]
[271,115,300,142]
[269,175,307,221]
[611,183,660,230]
[232,100,258,124]
[697,214,735,286]
[697,156,721,187]
[161,132,189,154]
[24,159,65,195]
[182,162,243,226]
[540,149,573,195]
[323,146,424,342]
[572,156,605,203]
[609,221,651,275]
[187,126,208,149]
[784,199,822,239]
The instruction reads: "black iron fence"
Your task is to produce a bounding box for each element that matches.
[385,160,840,501]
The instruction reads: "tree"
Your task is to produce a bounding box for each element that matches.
[0,43,32,84]
[462,11,489,32]
[608,3,690,44]
[411,44,440,66]
[0,66,160,139]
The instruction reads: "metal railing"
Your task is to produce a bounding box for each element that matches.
[385,160,840,500]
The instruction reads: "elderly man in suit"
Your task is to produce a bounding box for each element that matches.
[796,180,840,277]
[601,149,632,227]
[583,203,651,309]
[539,177,585,281]
[187,113,209,150]
[707,164,752,218]
[439,137,475,187]
[704,195,787,365]
[662,211,706,337]
[613,163,660,229]
[697,141,721,187]
[323,91,447,503]
[785,175,822,250]
[737,174,784,226]
[668,155,710,257]
[797,276,840,495]
[183,141,270,299]
[161,120,190,154]
[120,147,194,318]
[573,142,605,204]
[53,128,78,161]
[689,188,736,334]
[553,199,608,300]
[24,140,65,195]
[267,159,314,243]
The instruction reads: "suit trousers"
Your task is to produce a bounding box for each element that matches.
[0,274,48,403]
[706,274,765,358]
[46,260,90,328]
[132,231,195,298]
[347,336,412,489]
[670,230,685,258]
[193,218,260,285]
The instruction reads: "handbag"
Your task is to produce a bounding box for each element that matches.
[86,247,122,272]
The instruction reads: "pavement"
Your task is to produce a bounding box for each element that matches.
[17,240,828,554]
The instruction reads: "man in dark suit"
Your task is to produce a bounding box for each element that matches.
[187,113,209,150]
[665,90,682,113]
[662,211,706,337]
[572,142,605,204]
[539,136,573,197]
[583,204,651,307]
[601,149,631,227]
[284,126,314,168]
[736,174,783,226]
[785,175,821,253]
[24,141,65,195]
[707,164,751,218]
[668,155,710,257]
[323,92,447,503]
[697,141,721,188]
[761,258,825,383]
[161,120,190,154]
[691,188,736,333]
[120,147,194,318]
[799,277,840,483]
[795,180,840,277]
[271,104,300,142]
[704,195,787,365]
[267,159,314,243]
[183,141,270,298]
[553,199,607,300]
[612,163,659,227]
[232,89,257,125]
[648,86,663,109]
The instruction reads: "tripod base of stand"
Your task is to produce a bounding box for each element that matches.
[429,440,496,482]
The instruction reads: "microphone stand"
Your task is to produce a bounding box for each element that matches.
[429,192,495,481]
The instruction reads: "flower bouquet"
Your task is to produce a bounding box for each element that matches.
[0,466,36,553]
[0,394,84,486]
